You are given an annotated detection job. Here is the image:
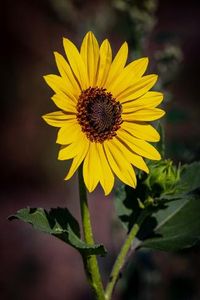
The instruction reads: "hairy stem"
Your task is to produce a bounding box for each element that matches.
[78,166,105,300]
[105,211,148,300]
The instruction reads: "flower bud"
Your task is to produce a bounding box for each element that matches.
[145,160,181,196]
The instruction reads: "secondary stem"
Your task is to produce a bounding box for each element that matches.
[105,211,148,300]
[78,166,105,300]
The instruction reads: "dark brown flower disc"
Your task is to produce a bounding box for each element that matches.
[76,87,123,143]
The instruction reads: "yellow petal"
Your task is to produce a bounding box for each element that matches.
[51,93,76,112]
[80,32,99,86]
[54,52,81,97]
[58,138,85,160]
[112,137,149,173]
[109,57,148,96]
[117,74,158,102]
[104,141,137,188]
[44,75,77,103]
[104,42,128,89]
[65,139,89,180]
[96,144,114,195]
[117,129,161,160]
[63,38,88,89]
[122,108,165,121]
[42,111,76,127]
[122,91,164,111]
[121,122,160,142]
[56,121,82,144]
[96,39,112,87]
[83,143,100,192]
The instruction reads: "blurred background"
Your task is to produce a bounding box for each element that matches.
[1,0,200,299]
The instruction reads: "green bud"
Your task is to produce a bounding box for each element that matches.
[145,160,181,196]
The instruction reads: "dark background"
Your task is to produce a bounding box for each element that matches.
[1,0,200,299]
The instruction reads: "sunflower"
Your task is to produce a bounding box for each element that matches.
[43,31,165,195]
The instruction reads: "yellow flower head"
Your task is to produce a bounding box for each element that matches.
[43,31,165,195]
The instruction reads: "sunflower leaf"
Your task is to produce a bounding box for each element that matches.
[140,189,200,251]
[115,161,200,251]
[115,183,143,232]
[177,161,200,192]
[9,207,107,256]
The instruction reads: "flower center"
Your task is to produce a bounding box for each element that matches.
[76,87,123,143]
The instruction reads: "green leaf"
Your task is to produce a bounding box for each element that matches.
[115,161,200,251]
[9,207,107,256]
[67,227,106,256]
[140,162,200,251]
[115,183,145,231]
[115,184,133,226]
[177,161,200,192]
[140,190,200,251]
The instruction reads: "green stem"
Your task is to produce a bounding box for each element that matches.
[78,166,105,300]
[105,211,148,300]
